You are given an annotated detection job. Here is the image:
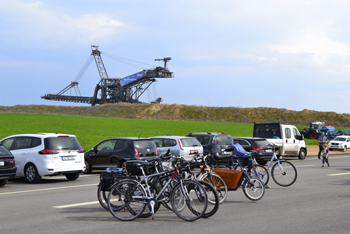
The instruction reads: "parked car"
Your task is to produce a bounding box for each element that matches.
[328,136,350,151]
[232,137,274,165]
[185,132,233,156]
[84,138,157,173]
[0,144,17,187]
[0,133,85,183]
[150,136,203,161]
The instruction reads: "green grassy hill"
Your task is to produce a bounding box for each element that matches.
[1,103,350,126]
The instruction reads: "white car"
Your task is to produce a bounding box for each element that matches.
[328,136,350,152]
[150,136,203,161]
[0,133,85,183]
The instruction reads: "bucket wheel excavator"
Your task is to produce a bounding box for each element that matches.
[41,45,173,105]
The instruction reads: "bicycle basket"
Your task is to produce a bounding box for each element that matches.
[125,160,149,176]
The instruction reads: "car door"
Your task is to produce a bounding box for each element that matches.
[284,128,296,155]
[151,138,165,155]
[234,139,252,152]
[5,137,32,176]
[91,140,117,167]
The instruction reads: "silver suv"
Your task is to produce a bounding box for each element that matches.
[1,133,85,183]
[150,136,203,161]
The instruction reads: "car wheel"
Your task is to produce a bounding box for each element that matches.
[298,149,306,160]
[65,173,80,181]
[0,179,8,187]
[344,146,347,152]
[24,164,41,183]
[83,159,92,174]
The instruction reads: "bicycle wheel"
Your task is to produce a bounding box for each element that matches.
[253,165,270,186]
[197,180,219,218]
[242,178,265,201]
[171,180,208,221]
[97,182,109,210]
[200,173,227,203]
[108,180,146,221]
[271,160,297,187]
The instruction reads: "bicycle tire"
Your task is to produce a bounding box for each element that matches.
[171,180,208,221]
[271,160,297,187]
[108,180,147,221]
[254,165,270,186]
[242,178,265,201]
[200,173,228,203]
[97,182,109,210]
[197,180,220,218]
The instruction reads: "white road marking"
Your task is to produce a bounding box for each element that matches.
[53,201,100,208]
[0,184,96,196]
[327,172,350,176]
[295,165,316,168]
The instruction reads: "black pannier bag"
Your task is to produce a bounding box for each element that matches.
[126,160,150,175]
[100,172,126,191]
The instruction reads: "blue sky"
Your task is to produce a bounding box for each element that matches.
[1,0,350,114]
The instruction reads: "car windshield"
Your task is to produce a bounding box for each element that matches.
[180,138,201,147]
[254,124,281,139]
[44,137,82,150]
[216,135,233,145]
[334,137,346,142]
[0,145,11,156]
[253,139,270,148]
[134,140,156,150]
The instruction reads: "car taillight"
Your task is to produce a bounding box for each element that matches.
[77,148,84,153]
[39,149,58,154]
[135,147,139,157]
[215,152,219,156]
[178,139,183,150]
[212,139,217,144]
[8,160,15,165]
[253,147,264,151]
[155,147,158,156]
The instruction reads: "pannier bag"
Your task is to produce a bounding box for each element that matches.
[100,171,126,191]
[126,160,150,176]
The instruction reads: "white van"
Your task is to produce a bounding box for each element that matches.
[253,122,307,159]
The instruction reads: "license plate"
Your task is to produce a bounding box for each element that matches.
[0,162,4,166]
[265,149,272,153]
[62,156,75,161]
[190,150,197,154]
[223,151,230,155]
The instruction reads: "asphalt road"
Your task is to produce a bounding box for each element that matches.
[1,154,350,234]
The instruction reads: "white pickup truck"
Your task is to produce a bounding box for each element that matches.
[253,122,307,159]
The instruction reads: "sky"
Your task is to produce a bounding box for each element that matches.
[1,0,350,114]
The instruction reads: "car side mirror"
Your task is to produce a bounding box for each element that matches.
[91,147,97,153]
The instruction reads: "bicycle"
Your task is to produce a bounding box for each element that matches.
[208,144,265,201]
[259,143,297,187]
[107,155,208,221]
[191,153,228,204]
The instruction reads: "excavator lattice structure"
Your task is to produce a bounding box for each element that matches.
[41,45,173,105]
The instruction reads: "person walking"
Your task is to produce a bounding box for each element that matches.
[318,132,328,159]
[322,144,330,167]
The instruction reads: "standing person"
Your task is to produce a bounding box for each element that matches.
[322,144,330,167]
[318,132,327,159]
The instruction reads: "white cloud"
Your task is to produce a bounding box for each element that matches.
[0,0,124,46]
